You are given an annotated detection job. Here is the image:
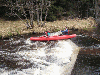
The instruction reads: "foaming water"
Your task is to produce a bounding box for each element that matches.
[50,31,62,36]
[0,33,78,75]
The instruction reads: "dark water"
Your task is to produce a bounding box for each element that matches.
[71,54,100,75]
[71,27,100,75]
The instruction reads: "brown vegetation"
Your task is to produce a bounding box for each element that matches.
[0,17,96,38]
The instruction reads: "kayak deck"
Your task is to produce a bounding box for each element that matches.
[30,34,76,41]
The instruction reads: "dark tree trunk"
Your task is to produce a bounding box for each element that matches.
[30,1,34,28]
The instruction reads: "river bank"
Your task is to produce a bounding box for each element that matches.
[0,17,97,38]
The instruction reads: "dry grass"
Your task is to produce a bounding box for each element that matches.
[0,17,96,38]
[35,17,96,33]
[0,19,36,38]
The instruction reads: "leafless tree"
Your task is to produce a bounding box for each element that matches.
[36,0,51,26]
[4,0,51,28]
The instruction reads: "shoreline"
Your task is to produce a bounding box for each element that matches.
[0,17,97,39]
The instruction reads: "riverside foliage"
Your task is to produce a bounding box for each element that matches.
[0,0,96,21]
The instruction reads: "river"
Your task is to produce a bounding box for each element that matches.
[71,27,100,75]
[0,32,79,75]
[0,27,100,75]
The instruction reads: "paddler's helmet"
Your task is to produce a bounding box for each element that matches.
[45,32,47,34]
[47,31,50,32]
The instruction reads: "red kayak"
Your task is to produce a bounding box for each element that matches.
[30,34,76,41]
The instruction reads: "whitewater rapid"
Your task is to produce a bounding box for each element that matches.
[0,32,79,75]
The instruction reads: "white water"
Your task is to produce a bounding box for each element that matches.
[0,32,78,75]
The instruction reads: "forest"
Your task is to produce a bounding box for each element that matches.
[0,0,97,19]
[0,0,98,38]
[0,0,97,28]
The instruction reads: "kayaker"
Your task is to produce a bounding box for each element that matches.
[45,31,50,37]
[61,27,68,35]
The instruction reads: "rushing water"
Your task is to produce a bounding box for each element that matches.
[71,27,100,75]
[0,32,78,75]
[0,27,100,75]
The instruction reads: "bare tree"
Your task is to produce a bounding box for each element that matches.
[3,0,51,28]
[42,0,50,26]
[29,1,34,28]
[36,0,51,26]
[36,0,40,25]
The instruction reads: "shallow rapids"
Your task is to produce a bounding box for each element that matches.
[0,32,79,75]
